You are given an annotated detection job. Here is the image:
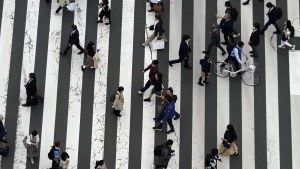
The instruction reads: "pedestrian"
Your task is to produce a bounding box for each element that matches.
[248,23,261,57]
[205,148,222,169]
[153,139,175,169]
[138,60,159,94]
[60,24,85,56]
[202,23,226,56]
[50,141,61,169]
[59,152,70,169]
[56,0,70,14]
[153,95,175,134]
[96,3,111,25]
[260,2,281,35]
[278,20,296,50]
[26,130,39,164]
[223,41,247,71]
[169,34,192,68]
[112,86,124,117]
[0,115,7,139]
[198,55,212,86]
[143,73,163,102]
[81,41,99,71]
[95,160,107,169]
[219,14,234,45]
[218,124,240,156]
[143,14,168,46]
[243,0,263,6]
[22,73,44,107]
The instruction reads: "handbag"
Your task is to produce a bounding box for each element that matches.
[153,4,162,12]
[151,37,165,50]
[222,140,231,149]
[149,25,154,31]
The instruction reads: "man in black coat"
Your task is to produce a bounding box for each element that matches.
[203,23,226,55]
[60,24,85,55]
[220,14,234,45]
[22,73,44,107]
[249,23,260,57]
[260,2,281,34]
[168,34,192,69]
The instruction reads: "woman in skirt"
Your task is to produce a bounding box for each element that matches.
[82,41,96,71]
[278,20,296,50]
[26,130,40,164]
[218,124,240,156]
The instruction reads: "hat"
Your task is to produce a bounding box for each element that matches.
[166,139,173,146]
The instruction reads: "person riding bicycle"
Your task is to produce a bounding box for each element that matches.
[223,41,247,71]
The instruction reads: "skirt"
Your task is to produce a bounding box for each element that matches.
[27,145,39,158]
[218,141,238,156]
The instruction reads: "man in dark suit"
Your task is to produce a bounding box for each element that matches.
[220,14,234,45]
[260,2,281,34]
[249,23,260,57]
[202,23,226,55]
[22,73,43,107]
[168,34,192,69]
[60,24,85,55]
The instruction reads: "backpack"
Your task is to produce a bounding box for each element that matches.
[109,90,118,102]
[48,146,56,160]
[154,144,164,156]
[275,7,282,20]
[230,8,238,21]
[226,43,237,56]
[205,153,213,167]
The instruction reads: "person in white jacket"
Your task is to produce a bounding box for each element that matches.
[278,20,296,50]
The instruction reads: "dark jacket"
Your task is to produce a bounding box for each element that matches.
[179,40,191,59]
[154,21,165,36]
[220,18,234,34]
[224,130,237,143]
[201,59,211,74]
[68,30,80,45]
[162,101,175,121]
[249,30,260,46]
[210,27,221,45]
[267,7,277,22]
[144,64,159,83]
[152,78,162,92]
[26,79,37,97]
[157,145,172,167]
[0,121,7,139]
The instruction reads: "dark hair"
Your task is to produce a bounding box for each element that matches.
[253,23,260,30]
[237,41,244,48]
[95,160,104,168]
[54,141,60,147]
[166,139,173,146]
[29,73,36,80]
[167,87,173,93]
[266,2,273,8]
[117,86,124,92]
[182,34,190,41]
[211,148,219,156]
[31,130,38,136]
[61,152,70,161]
[204,55,210,60]
[71,24,77,30]
[286,20,295,38]
[227,124,237,140]
[87,41,95,49]
[225,1,231,7]
[152,60,159,65]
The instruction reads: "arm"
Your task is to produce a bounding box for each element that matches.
[161,149,172,160]
[26,135,32,145]
[112,94,119,107]
[143,64,151,72]
[233,48,243,64]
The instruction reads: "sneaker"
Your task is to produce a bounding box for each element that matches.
[242,1,249,5]
[153,127,162,131]
[291,45,296,50]
[234,152,240,156]
[144,98,151,102]
[203,80,209,84]
[249,51,253,53]
[173,115,181,120]
[137,91,143,94]
[273,31,281,34]
[198,82,204,86]
[233,33,240,38]
[22,104,28,107]
[221,52,226,55]
[166,129,175,134]
[278,45,285,49]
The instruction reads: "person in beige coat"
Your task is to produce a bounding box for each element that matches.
[112,86,124,117]
[56,0,70,14]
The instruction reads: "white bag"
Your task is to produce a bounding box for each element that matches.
[151,38,165,50]
[66,3,81,12]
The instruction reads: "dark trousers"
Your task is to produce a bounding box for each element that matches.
[51,159,59,169]
[25,95,43,106]
[140,80,152,92]
[207,43,226,54]
[56,6,63,13]
[225,56,240,71]
[250,45,258,56]
[224,33,234,43]
[261,20,281,33]
[113,109,121,116]
[155,110,180,121]
[169,57,189,67]
[63,43,85,55]
[155,165,167,169]
[157,119,174,131]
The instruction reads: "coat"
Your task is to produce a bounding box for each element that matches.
[59,0,70,7]
[162,101,175,121]
[154,21,165,36]
[68,30,80,45]
[267,7,277,22]
[143,64,159,83]
[220,18,234,34]
[113,91,124,111]
[179,40,191,59]
[26,79,37,97]
[156,146,172,167]
[0,121,7,139]
[249,30,260,46]
[93,51,100,69]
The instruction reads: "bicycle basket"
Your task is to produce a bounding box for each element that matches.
[245,60,257,73]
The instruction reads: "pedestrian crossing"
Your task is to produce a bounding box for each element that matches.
[0,0,299,169]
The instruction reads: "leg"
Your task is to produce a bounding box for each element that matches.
[216,44,226,54]
[184,58,191,68]
[173,111,181,120]
[206,43,214,54]
[283,40,292,48]
[166,119,175,133]
[140,80,152,92]
[144,33,156,45]
[55,6,63,13]
[74,43,85,53]
[261,20,272,33]
[251,45,258,57]
[273,22,281,33]
[169,57,184,65]
[63,44,72,55]
[113,109,121,117]
[160,34,168,42]
[224,33,229,44]
[229,33,235,43]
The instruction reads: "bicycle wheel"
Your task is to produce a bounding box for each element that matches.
[241,71,260,86]
[213,62,229,78]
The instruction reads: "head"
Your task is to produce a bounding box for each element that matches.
[227,124,235,132]
[117,86,124,92]
[0,114,4,121]
[237,41,244,48]
[155,73,163,79]
[253,23,260,31]
[71,24,77,31]
[224,1,231,8]
[211,148,219,156]
[285,20,292,27]
[166,139,173,148]
[29,73,36,80]
[54,141,61,147]
[87,41,95,48]
[151,60,159,67]
[167,87,173,96]
[182,34,190,42]
[31,130,38,136]
[266,2,273,8]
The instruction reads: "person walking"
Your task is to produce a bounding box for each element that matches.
[153,95,175,134]
[153,139,175,169]
[169,34,192,68]
[248,23,260,57]
[60,24,85,56]
[0,115,7,139]
[219,14,234,45]
[112,86,124,117]
[218,124,240,156]
[198,55,212,86]
[223,41,247,71]
[278,20,296,50]
[205,148,222,169]
[59,152,70,169]
[143,14,168,46]
[138,60,159,94]
[56,0,70,14]
[50,141,61,169]
[143,73,163,102]
[26,130,40,164]
[260,2,281,35]
[22,73,44,107]
[243,0,263,5]
[96,3,111,25]
[95,160,107,169]
[202,23,226,55]
[81,41,100,70]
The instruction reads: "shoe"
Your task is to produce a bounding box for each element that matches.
[148,10,154,12]
[40,98,44,104]
[90,67,95,70]
[105,22,110,25]
[234,152,240,156]
[184,66,192,69]
[198,82,204,86]
[59,52,66,55]
[30,158,34,164]
[166,129,175,134]
[137,91,143,94]
[291,45,296,50]
[278,45,285,49]
[22,104,28,107]
[174,115,181,120]
[117,114,121,117]
[242,1,249,5]
[96,20,103,23]
[233,33,240,38]
[144,98,151,102]
[221,42,229,45]
[153,118,157,121]
[273,31,281,34]
[168,61,173,67]
[153,127,162,131]
[221,52,226,55]
[249,51,253,53]
[78,51,84,54]
[202,51,209,54]
[81,65,84,71]
[203,80,209,84]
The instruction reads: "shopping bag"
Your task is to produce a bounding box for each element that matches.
[151,39,165,50]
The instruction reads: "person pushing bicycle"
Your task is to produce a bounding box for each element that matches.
[223,41,248,71]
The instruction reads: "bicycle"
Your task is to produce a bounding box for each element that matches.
[213,58,260,86]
